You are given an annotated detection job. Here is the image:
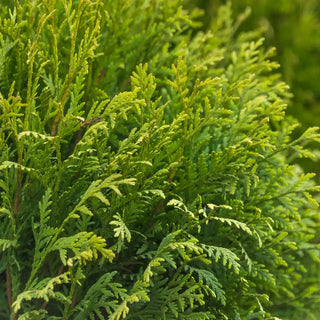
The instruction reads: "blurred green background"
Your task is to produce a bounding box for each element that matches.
[188,0,320,179]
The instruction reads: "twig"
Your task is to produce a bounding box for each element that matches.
[74,116,101,146]
[71,296,77,309]
[50,115,60,137]
[6,268,12,311]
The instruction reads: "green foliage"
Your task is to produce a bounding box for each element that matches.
[189,0,320,177]
[0,1,319,320]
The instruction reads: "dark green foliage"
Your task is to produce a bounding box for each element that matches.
[0,1,319,320]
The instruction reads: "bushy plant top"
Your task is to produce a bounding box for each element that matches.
[0,1,319,320]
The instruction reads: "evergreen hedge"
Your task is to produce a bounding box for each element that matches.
[0,1,319,319]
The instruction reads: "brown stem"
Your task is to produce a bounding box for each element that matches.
[70,296,77,309]
[74,116,101,146]
[50,114,60,136]
[72,93,115,153]
[6,268,12,311]
[153,200,165,217]
[150,198,168,230]
[96,67,106,84]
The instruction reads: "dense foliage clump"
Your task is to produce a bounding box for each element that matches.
[0,1,319,319]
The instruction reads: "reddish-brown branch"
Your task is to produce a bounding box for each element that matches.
[71,296,77,309]
[74,116,101,146]
[96,67,106,84]
[150,199,167,230]
[154,200,165,217]
[50,114,60,136]
[71,94,115,152]
[6,268,12,311]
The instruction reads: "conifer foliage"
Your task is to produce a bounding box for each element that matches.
[0,1,319,319]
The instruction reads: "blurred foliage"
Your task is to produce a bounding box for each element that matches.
[188,0,320,177]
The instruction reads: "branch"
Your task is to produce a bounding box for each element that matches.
[6,268,12,311]
[74,116,101,146]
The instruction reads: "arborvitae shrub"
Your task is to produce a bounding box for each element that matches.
[0,1,319,319]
